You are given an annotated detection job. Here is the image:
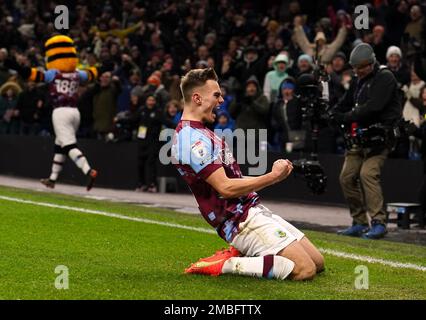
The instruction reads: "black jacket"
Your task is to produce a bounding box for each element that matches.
[414,54,426,82]
[16,86,45,123]
[134,105,163,143]
[333,63,402,127]
[232,54,269,88]
[228,76,270,130]
[271,78,303,133]
[388,63,411,89]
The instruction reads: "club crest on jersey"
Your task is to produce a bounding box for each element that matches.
[191,140,208,161]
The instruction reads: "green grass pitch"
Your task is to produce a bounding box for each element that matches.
[0,185,425,300]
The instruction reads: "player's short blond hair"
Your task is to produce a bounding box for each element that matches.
[180,68,218,103]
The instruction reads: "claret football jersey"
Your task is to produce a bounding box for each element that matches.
[44,69,90,109]
[172,120,259,242]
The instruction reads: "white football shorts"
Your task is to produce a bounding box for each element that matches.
[231,204,305,257]
[52,107,80,147]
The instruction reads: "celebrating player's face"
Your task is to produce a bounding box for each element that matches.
[198,80,224,124]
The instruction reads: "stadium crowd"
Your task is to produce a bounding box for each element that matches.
[1,0,426,160]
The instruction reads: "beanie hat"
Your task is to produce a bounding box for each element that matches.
[386,46,402,59]
[333,51,347,62]
[298,54,313,64]
[281,81,295,90]
[349,43,376,67]
[352,38,363,49]
[274,53,289,65]
[147,75,161,87]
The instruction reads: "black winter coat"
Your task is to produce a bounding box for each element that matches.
[333,63,402,127]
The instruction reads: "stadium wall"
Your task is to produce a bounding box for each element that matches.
[0,134,423,206]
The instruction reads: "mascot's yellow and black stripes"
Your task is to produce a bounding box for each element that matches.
[26,35,97,82]
[45,35,78,72]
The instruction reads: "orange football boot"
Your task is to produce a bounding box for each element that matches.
[184,246,241,276]
[87,169,98,191]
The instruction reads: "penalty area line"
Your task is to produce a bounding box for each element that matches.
[0,195,425,272]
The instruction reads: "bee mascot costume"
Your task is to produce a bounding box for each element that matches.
[5,35,99,190]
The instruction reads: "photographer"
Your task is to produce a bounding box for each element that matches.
[330,43,402,239]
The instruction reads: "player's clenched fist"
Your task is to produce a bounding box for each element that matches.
[271,159,293,183]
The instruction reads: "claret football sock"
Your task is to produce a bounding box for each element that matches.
[221,255,295,280]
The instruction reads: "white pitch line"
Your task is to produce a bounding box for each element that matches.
[319,248,426,272]
[1,195,425,272]
[0,195,216,235]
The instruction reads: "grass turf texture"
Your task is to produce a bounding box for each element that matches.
[0,186,425,300]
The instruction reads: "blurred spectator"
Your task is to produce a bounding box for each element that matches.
[214,110,235,141]
[15,82,45,135]
[141,73,170,109]
[130,84,145,106]
[393,68,425,159]
[386,46,411,95]
[0,48,11,87]
[229,76,269,131]
[295,54,314,77]
[293,15,348,64]
[195,45,210,64]
[232,46,269,92]
[0,81,21,134]
[328,51,348,107]
[163,99,182,129]
[403,68,425,127]
[195,60,209,69]
[135,95,163,193]
[77,85,95,138]
[371,25,390,64]
[215,81,236,129]
[92,71,121,140]
[116,53,141,113]
[160,55,179,90]
[385,0,410,46]
[404,5,424,45]
[406,85,426,210]
[263,54,290,103]
[270,78,304,152]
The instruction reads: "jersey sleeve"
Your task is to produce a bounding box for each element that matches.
[78,67,98,83]
[77,70,89,83]
[42,69,59,83]
[175,127,222,180]
[27,68,56,83]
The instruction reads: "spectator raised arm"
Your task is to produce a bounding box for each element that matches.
[292,15,348,64]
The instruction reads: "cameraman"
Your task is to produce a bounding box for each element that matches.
[330,43,402,239]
